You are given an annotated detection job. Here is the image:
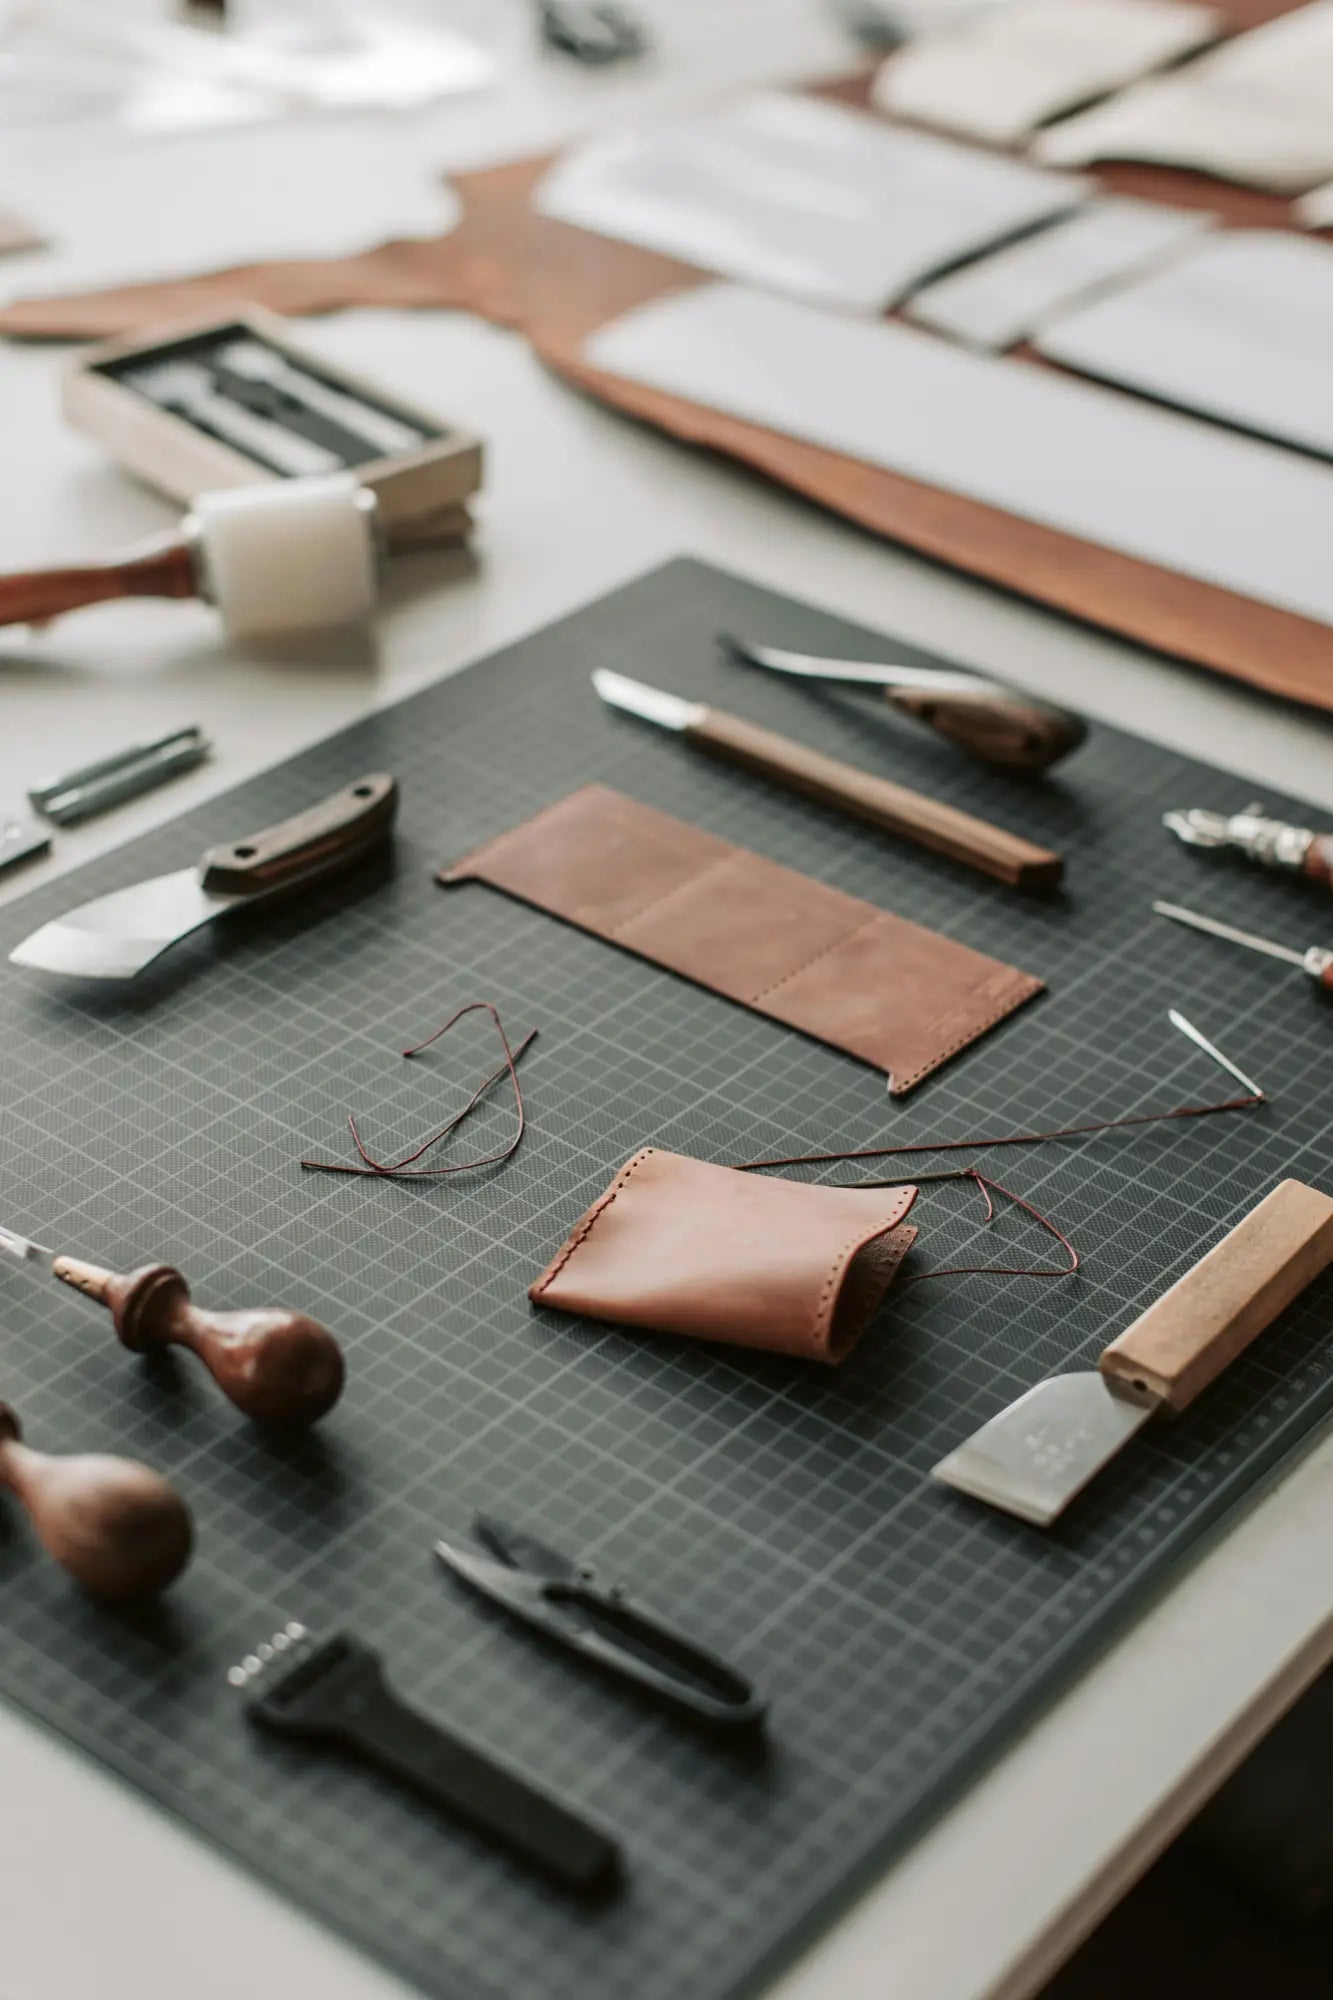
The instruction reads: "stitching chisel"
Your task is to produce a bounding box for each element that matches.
[593,670,1062,891]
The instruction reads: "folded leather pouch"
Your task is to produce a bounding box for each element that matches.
[438,786,1043,1095]
[530,1149,919,1363]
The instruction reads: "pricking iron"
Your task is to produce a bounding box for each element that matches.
[229,1621,622,1892]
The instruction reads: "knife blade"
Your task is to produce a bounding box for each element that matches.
[593,669,1062,891]
[932,1180,1333,1525]
[9,772,398,980]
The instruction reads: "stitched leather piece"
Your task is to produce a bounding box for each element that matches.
[438,785,1044,1094]
[529,1149,920,1363]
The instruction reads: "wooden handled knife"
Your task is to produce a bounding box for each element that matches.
[932,1180,1333,1526]
[8,773,397,980]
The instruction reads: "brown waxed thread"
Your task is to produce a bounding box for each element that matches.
[733,1083,1266,1287]
[300,1000,536,1180]
[732,1089,1264,1177]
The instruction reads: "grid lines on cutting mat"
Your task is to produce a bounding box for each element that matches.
[0,558,1331,2000]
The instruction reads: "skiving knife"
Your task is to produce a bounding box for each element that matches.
[932,1180,1333,1525]
[8,773,397,980]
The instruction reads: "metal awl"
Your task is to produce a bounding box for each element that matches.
[1154,900,1333,992]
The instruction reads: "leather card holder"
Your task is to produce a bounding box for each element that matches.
[438,784,1043,1094]
[530,1149,920,1363]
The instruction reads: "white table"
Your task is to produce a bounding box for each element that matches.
[1,10,1331,1998]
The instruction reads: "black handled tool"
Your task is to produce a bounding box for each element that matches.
[230,1621,622,1893]
[435,1515,767,1730]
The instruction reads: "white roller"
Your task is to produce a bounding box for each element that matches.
[189,474,379,640]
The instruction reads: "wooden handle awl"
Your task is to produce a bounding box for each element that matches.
[1303,834,1333,890]
[1100,1180,1333,1414]
[689,709,1063,890]
[0,1401,192,1599]
[53,1258,345,1426]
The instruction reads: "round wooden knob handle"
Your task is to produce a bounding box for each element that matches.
[886,688,1087,775]
[0,1402,192,1600]
[54,1263,345,1426]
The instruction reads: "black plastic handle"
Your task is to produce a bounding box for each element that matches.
[553,1584,767,1729]
[349,1685,621,1893]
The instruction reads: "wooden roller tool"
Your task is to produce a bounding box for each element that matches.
[0,472,380,642]
[0,1228,344,1426]
[933,1180,1333,1525]
[0,1401,192,1599]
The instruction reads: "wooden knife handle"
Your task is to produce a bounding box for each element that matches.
[885,686,1086,776]
[1303,834,1333,889]
[0,540,197,628]
[688,709,1063,891]
[1100,1180,1333,1415]
[199,772,398,894]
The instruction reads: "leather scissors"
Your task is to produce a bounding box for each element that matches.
[434,1514,767,1729]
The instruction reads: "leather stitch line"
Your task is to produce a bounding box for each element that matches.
[813,1187,915,1348]
[593,851,738,939]
[889,967,1043,1052]
[531,1148,656,1298]
[749,908,889,1006]
[890,974,1043,1094]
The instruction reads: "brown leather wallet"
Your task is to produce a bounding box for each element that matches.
[530,1150,919,1363]
[438,785,1044,1094]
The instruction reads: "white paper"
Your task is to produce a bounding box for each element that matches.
[1034,74,1333,191]
[1035,230,1333,461]
[906,195,1210,350]
[1203,0,1333,100]
[0,3,493,131]
[537,90,1087,315]
[1035,0,1333,192]
[587,281,1333,628]
[873,0,1220,146]
[2,123,460,296]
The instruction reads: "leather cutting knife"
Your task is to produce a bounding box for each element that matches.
[719,633,1087,775]
[594,668,1062,889]
[8,772,397,980]
[435,1514,767,1729]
